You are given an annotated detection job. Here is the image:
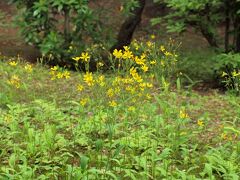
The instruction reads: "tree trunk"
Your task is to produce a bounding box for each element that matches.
[225,0,230,53]
[199,23,219,48]
[110,0,146,52]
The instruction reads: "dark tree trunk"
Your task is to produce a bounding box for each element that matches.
[110,0,146,52]
[231,1,240,52]
[64,7,70,42]
[199,23,219,48]
[225,0,230,53]
[235,18,240,52]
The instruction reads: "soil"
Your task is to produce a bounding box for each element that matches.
[0,1,41,62]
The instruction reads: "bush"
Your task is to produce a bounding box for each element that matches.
[10,0,102,66]
[214,53,240,94]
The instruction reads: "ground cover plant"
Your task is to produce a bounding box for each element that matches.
[0,38,240,179]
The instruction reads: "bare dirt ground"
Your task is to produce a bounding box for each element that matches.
[0,1,41,62]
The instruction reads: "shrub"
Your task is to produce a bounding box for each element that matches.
[215,53,240,94]
[10,0,102,66]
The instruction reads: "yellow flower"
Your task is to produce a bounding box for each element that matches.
[147,41,153,47]
[150,60,156,65]
[123,46,130,51]
[9,61,18,66]
[164,51,172,56]
[221,72,228,77]
[63,71,70,79]
[139,83,146,91]
[221,133,228,140]
[146,93,152,100]
[97,75,105,87]
[77,84,84,92]
[146,83,153,88]
[232,70,240,77]
[24,64,33,73]
[150,34,156,39]
[57,72,64,79]
[109,100,117,107]
[132,41,139,50]
[130,67,143,83]
[160,45,165,52]
[107,88,114,97]
[197,119,204,127]
[141,65,149,72]
[72,56,81,61]
[8,75,20,88]
[128,106,136,112]
[83,72,94,86]
[134,56,145,65]
[122,49,133,59]
[80,98,88,106]
[179,110,189,119]
[113,49,123,59]
[51,66,58,71]
[80,52,90,62]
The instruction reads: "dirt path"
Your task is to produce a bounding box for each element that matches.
[0,1,41,62]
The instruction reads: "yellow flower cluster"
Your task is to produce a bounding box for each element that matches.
[50,66,70,80]
[9,61,18,66]
[73,52,90,62]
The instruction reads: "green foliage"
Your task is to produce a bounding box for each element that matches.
[10,0,102,65]
[215,53,240,94]
[152,0,222,33]
[0,51,240,179]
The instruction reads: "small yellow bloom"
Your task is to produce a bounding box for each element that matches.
[8,75,20,88]
[113,49,123,59]
[56,72,64,79]
[147,41,153,47]
[63,71,70,79]
[122,49,133,59]
[83,72,94,86]
[197,119,204,127]
[72,56,81,61]
[160,45,165,52]
[51,66,58,71]
[221,72,228,77]
[97,75,105,87]
[128,106,136,112]
[77,84,84,92]
[80,52,90,62]
[150,34,156,39]
[179,110,189,119]
[141,65,149,72]
[80,98,88,106]
[24,64,33,73]
[107,88,114,97]
[150,60,156,65]
[109,100,117,107]
[9,61,18,66]
[232,70,240,77]
[164,51,172,56]
[221,133,228,140]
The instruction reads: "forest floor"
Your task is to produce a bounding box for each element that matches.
[0,57,239,179]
